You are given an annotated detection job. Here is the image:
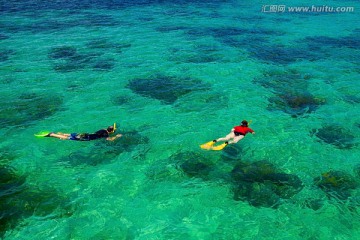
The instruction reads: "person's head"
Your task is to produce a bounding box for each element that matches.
[107,126,115,133]
[241,120,248,127]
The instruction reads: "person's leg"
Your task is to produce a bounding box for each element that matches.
[216,132,235,142]
[48,133,70,140]
[228,135,244,144]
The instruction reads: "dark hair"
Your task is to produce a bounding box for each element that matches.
[107,126,114,132]
[241,120,248,127]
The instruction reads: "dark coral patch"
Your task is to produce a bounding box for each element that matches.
[210,27,281,38]
[86,38,131,53]
[231,161,277,183]
[80,13,121,27]
[0,93,63,128]
[0,165,73,237]
[221,144,243,161]
[65,131,149,166]
[173,152,213,179]
[184,26,324,65]
[250,44,320,64]
[180,161,212,179]
[234,182,281,208]
[108,130,150,152]
[169,44,224,64]
[314,170,358,200]
[231,161,303,208]
[303,198,324,211]
[127,75,210,104]
[265,173,303,199]
[174,90,229,113]
[0,166,26,235]
[354,164,360,178]
[112,95,132,106]
[92,58,116,71]
[49,46,104,72]
[254,69,325,117]
[304,35,360,50]
[254,69,310,94]
[0,34,9,40]
[0,49,15,62]
[48,46,77,59]
[155,26,188,33]
[268,92,325,117]
[311,126,356,149]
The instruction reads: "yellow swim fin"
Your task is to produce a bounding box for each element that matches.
[211,143,228,151]
[200,140,215,150]
[34,131,51,137]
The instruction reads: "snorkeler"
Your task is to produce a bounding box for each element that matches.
[38,124,122,141]
[200,120,255,150]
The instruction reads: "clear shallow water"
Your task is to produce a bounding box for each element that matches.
[1,0,360,239]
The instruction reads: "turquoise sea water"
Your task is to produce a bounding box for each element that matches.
[1,0,360,239]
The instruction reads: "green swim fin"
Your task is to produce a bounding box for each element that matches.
[211,143,228,151]
[200,140,215,150]
[34,131,51,137]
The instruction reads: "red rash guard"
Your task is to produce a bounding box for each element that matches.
[233,126,254,136]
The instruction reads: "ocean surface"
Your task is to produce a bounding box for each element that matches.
[1,0,360,239]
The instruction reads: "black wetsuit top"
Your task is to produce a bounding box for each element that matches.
[88,129,109,140]
[75,129,109,141]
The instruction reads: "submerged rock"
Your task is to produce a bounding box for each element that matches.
[86,38,131,52]
[92,58,115,71]
[48,46,77,59]
[304,35,360,50]
[221,144,243,161]
[66,131,150,166]
[314,170,358,200]
[0,165,73,237]
[265,173,303,199]
[174,91,229,113]
[172,151,213,179]
[354,164,360,178]
[303,198,324,211]
[254,69,310,93]
[127,75,210,104]
[0,166,26,235]
[180,161,212,179]
[231,161,303,208]
[49,45,110,72]
[0,93,63,128]
[0,34,9,40]
[254,70,324,117]
[0,49,15,62]
[311,126,356,149]
[231,160,277,183]
[233,182,281,208]
[251,44,320,64]
[168,44,224,64]
[269,92,325,117]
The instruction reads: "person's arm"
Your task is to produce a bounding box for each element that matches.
[249,128,255,135]
[106,134,122,141]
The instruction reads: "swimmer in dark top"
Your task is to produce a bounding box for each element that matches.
[213,120,255,145]
[47,125,122,141]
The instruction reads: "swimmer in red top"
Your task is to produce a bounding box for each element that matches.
[213,120,255,146]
